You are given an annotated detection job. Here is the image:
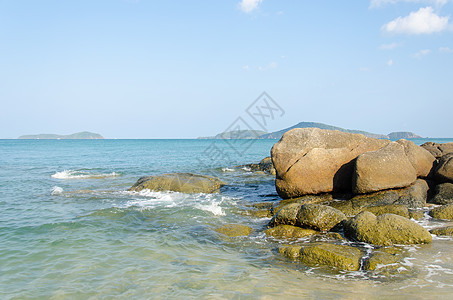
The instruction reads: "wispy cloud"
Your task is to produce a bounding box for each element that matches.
[413,49,432,58]
[382,7,449,35]
[258,61,278,71]
[238,0,263,13]
[387,59,394,66]
[379,42,403,50]
[439,46,453,52]
[370,0,449,8]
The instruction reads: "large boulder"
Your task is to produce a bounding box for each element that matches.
[344,211,432,246]
[271,128,389,198]
[396,139,435,178]
[431,183,453,205]
[129,173,225,193]
[429,204,453,220]
[298,243,363,271]
[421,142,453,159]
[434,153,453,183]
[353,142,417,194]
[296,204,346,231]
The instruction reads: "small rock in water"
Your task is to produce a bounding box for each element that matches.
[299,242,363,271]
[265,225,318,239]
[214,224,252,237]
[295,204,346,231]
[430,226,453,236]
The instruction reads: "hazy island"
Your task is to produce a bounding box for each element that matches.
[198,122,422,140]
[18,131,104,140]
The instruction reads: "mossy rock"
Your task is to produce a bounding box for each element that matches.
[129,173,225,193]
[431,183,453,205]
[214,224,252,237]
[265,225,318,239]
[269,203,302,227]
[344,211,432,246]
[271,194,333,216]
[299,242,363,271]
[363,249,401,271]
[296,204,346,231]
[429,204,453,220]
[365,204,409,218]
[278,245,302,260]
[409,210,425,220]
[430,226,453,236]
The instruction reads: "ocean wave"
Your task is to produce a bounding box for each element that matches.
[51,170,120,179]
[222,167,236,172]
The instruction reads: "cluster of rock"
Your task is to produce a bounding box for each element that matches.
[235,157,276,175]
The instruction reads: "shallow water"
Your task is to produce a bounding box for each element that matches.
[1,138,453,299]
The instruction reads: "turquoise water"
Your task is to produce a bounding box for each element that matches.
[1,138,453,299]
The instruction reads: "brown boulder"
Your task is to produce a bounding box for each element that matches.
[353,142,417,194]
[271,128,389,198]
[396,139,435,177]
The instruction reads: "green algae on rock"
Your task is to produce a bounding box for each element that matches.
[214,224,252,237]
[295,204,346,231]
[430,226,453,236]
[299,243,363,271]
[129,173,225,193]
[429,204,453,220]
[265,225,318,239]
[344,211,432,246]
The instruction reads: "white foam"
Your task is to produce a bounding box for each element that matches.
[51,170,120,179]
[196,201,225,216]
[222,167,235,172]
[51,186,63,195]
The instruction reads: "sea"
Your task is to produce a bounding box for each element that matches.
[1,138,453,299]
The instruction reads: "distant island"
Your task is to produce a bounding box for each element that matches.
[18,131,104,139]
[198,122,422,140]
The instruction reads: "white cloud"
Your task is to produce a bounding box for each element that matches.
[387,59,394,66]
[382,7,449,35]
[413,49,432,58]
[238,0,263,13]
[439,46,453,52]
[379,42,403,50]
[360,67,371,72]
[370,0,449,8]
[242,65,250,71]
[258,61,278,71]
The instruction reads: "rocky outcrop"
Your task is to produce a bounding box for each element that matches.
[421,142,453,159]
[298,243,363,271]
[271,128,389,198]
[129,173,225,193]
[238,157,276,175]
[264,225,318,239]
[434,153,453,183]
[429,204,453,220]
[431,183,453,205]
[214,224,252,237]
[344,211,432,246]
[353,142,417,194]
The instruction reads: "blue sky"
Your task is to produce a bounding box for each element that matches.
[0,0,452,138]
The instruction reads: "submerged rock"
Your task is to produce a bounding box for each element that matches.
[299,243,363,271]
[431,183,453,205]
[271,128,389,198]
[363,249,401,271]
[353,142,417,194]
[429,204,453,220]
[129,173,225,193]
[265,225,318,239]
[214,224,252,237]
[296,204,346,231]
[278,245,302,260]
[344,211,432,246]
[430,226,453,236]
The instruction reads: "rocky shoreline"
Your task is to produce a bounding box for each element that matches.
[129,128,453,275]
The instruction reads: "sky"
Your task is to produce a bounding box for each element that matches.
[0,0,452,138]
